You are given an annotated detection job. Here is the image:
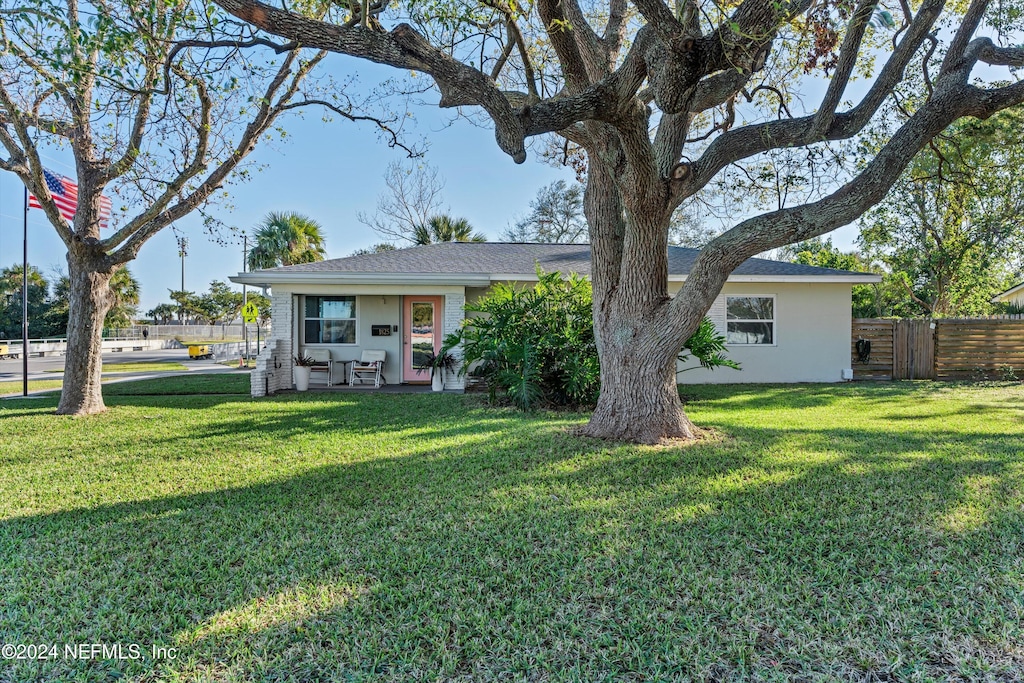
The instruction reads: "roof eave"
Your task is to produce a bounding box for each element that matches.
[231,271,883,286]
[720,274,882,284]
[992,281,1024,303]
[229,271,493,287]
[493,273,883,284]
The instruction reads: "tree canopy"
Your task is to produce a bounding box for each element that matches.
[859,109,1024,317]
[504,180,588,244]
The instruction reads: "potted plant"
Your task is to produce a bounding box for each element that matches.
[425,350,457,392]
[293,353,315,391]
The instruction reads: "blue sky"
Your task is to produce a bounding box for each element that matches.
[0,53,860,314]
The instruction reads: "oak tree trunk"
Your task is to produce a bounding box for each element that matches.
[56,250,114,416]
[583,331,697,443]
[579,160,698,444]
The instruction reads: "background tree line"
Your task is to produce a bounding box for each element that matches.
[0,264,269,338]
[0,265,139,339]
[148,282,270,327]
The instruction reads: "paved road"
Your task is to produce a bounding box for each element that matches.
[0,348,229,382]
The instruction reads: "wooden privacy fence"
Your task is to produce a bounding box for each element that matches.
[934,318,1024,379]
[852,316,1024,381]
[851,319,897,380]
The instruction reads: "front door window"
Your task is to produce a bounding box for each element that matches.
[411,301,435,369]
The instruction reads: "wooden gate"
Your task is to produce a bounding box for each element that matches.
[852,318,936,380]
[893,319,935,379]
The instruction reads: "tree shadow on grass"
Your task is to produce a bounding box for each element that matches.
[2,389,1023,681]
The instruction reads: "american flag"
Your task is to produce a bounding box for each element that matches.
[28,168,113,228]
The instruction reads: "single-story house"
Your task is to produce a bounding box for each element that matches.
[992,282,1024,308]
[229,242,881,396]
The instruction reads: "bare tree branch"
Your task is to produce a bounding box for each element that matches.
[277,98,419,156]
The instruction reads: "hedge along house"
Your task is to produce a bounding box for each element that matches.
[230,242,881,396]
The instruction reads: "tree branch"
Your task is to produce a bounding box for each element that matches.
[216,0,531,162]
[807,0,878,141]
[632,0,684,41]
[971,38,1024,66]
[603,0,628,63]
[103,59,219,256]
[0,78,74,243]
[277,99,419,157]
[534,0,592,91]
[673,0,946,207]
[939,0,989,73]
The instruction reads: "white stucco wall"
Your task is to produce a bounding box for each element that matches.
[675,282,853,383]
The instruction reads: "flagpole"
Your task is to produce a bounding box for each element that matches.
[22,185,29,397]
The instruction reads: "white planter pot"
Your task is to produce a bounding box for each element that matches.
[293,366,311,391]
[431,372,444,392]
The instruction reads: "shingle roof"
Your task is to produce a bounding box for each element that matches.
[250,242,872,278]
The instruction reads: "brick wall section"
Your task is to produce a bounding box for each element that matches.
[443,291,466,390]
[249,292,294,396]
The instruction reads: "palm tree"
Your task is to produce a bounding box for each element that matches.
[412,215,486,245]
[0,264,49,338]
[247,212,328,270]
[43,266,139,333]
[105,266,141,329]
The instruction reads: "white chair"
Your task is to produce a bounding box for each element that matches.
[305,348,334,386]
[349,349,386,388]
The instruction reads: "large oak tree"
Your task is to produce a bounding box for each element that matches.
[219,0,1024,442]
[0,0,405,415]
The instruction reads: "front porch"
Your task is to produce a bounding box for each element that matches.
[247,285,469,397]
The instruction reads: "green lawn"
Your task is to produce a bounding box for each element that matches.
[1,366,235,397]
[1,380,1022,681]
[0,379,66,396]
[43,361,191,374]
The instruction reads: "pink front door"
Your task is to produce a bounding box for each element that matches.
[403,296,444,383]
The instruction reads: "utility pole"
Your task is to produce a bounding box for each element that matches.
[176,236,188,323]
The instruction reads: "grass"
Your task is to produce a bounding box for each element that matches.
[219,358,257,369]
[2,370,241,398]
[177,338,244,345]
[43,361,190,374]
[1,380,1023,681]
[0,379,65,396]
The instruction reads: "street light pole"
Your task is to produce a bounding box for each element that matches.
[243,234,249,363]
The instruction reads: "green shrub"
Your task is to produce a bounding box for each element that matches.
[678,318,741,373]
[444,270,738,410]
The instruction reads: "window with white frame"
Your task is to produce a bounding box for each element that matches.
[726,296,775,345]
[304,296,356,344]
